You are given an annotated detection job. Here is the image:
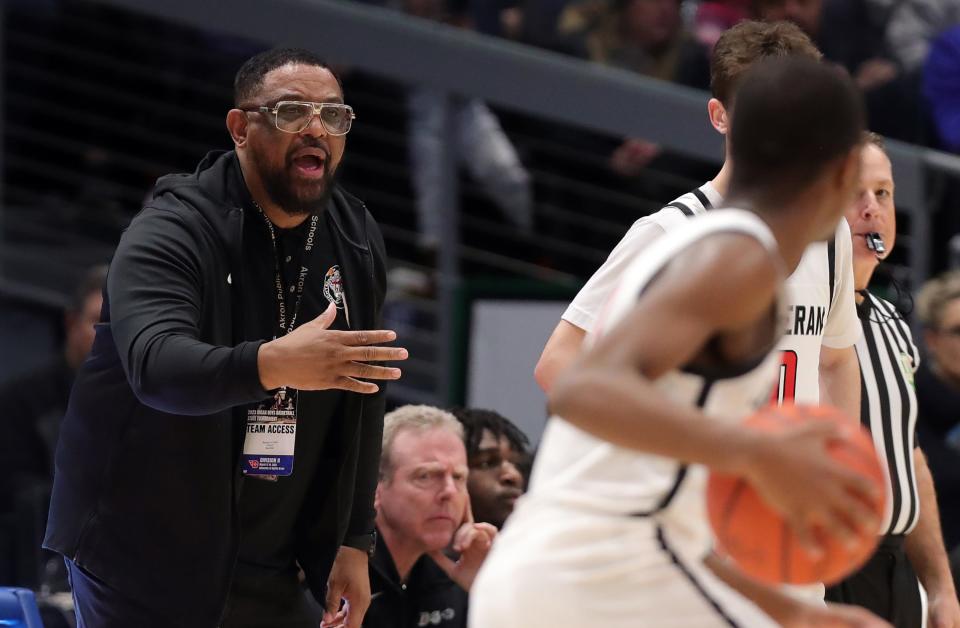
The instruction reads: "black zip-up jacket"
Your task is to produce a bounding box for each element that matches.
[43,150,387,627]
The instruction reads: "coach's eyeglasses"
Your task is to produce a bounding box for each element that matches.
[243,101,355,136]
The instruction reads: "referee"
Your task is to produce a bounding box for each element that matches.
[824,134,960,627]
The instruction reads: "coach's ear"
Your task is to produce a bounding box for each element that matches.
[708,98,729,136]
[226,109,250,148]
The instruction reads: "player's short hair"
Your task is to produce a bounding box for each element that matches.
[234,48,341,107]
[449,407,530,459]
[70,264,108,314]
[729,56,864,195]
[380,405,464,481]
[711,20,822,107]
[917,271,960,330]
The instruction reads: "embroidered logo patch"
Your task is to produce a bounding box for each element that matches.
[323,265,344,309]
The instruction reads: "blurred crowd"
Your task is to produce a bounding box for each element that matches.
[384,0,960,150]
[9,0,960,275]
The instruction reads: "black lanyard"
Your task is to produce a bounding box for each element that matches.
[254,202,320,338]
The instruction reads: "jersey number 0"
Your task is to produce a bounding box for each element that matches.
[770,350,798,405]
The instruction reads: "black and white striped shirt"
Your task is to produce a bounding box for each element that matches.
[856,291,921,536]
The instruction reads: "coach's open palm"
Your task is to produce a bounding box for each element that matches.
[742,420,882,556]
[258,302,408,393]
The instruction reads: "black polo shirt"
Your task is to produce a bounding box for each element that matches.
[364,530,468,628]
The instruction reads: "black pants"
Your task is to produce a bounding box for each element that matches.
[67,557,318,628]
[66,558,169,628]
[219,563,319,628]
[825,535,924,628]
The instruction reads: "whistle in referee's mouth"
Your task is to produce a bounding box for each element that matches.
[865,232,886,257]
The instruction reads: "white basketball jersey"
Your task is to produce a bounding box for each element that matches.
[527,210,785,558]
[775,218,859,405]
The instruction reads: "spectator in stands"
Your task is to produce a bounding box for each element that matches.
[753,0,890,86]
[366,405,497,628]
[518,0,577,49]
[0,264,105,589]
[470,0,526,38]
[871,0,960,77]
[408,89,534,251]
[916,271,960,555]
[450,408,531,528]
[692,0,752,50]
[556,0,710,176]
[0,265,105,491]
[401,0,534,256]
[924,25,960,152]
[754,0,933,142]
[557,0,709,86]
[922,26,960,260]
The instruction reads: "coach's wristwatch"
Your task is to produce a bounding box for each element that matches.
[343,529,377,558]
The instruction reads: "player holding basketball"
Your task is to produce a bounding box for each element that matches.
[535,20,861,429]
[470,58,887,628]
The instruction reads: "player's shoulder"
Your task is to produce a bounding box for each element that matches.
[646,185,715,232]
[604,217,778,335]
[834,217,852,238]
[666,224,780,327]
[684,208,778,246]
[655,210,779,286]
[664,185,714,216]
[788,222,846,283]
[833,217,852,250]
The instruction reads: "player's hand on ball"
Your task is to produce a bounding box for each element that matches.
[782,601,892,628]
[258,302,408,393]
[927,588,960,628]
[742,419,882,557]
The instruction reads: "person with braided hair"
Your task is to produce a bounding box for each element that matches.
[450,408,531,529]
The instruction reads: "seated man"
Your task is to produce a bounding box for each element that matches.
[0,264,105,590]
[364,405,497,628]
[450,408,530,529]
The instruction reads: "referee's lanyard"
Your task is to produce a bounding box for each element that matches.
[241,204,319,480]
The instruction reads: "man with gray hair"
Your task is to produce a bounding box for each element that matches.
[364,405,497,628]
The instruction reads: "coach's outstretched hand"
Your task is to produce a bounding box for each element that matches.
[258,302,408,393]
[740,420,882,557]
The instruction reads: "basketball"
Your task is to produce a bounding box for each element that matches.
[706,405,887,586]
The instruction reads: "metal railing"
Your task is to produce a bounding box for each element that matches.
[87,0,960,291]
[3,0,960,404]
